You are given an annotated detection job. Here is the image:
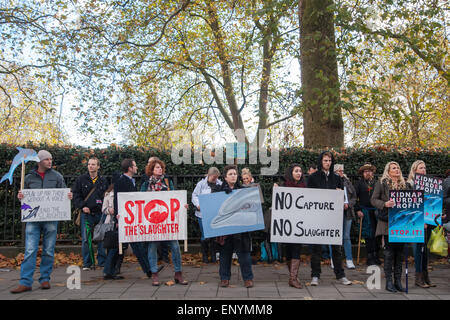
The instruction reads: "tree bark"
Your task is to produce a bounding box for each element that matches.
[299,0,344,148]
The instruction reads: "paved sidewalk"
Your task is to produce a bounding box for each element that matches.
[0,261,448,300]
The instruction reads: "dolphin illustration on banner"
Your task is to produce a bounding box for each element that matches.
[0,147,40,184]
[211,188,260,228]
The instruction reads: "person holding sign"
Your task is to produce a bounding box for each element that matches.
[306,151,351,286]
[213,165,254,289]
[192,167,222,263]
[406,160,436,288]
[142,159,188,286]
[11,150,73,294]
[371,161,407,293]
[280,164,306,289]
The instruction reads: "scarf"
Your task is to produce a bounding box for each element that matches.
[147,175,168,192]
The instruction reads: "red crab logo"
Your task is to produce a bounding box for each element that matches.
[124,199,180,225]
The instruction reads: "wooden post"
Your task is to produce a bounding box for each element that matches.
[20,160,25,191]
[119,242,123,255]
[357,216,363,265]
[184,239,188,252]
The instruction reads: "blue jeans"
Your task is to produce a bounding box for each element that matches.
[103,248,119,276]
[20,221,58,287]
[219,238,253,281]
[148,241,182,273]
[197,217,205,241]
[343,218,353,260]
[81,213,106,267]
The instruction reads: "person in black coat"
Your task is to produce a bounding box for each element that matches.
[307,151,351,286]
[73,157,108,269]
[213,165,254,288]
[103,159,151,280]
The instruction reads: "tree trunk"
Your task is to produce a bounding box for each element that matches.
[299,0,344,148]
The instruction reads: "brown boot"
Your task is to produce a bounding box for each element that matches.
[423,270,436,287]
[40,281,51,290]
[10,285,32,294]
[174,271,188,285]
[415,272,430,288]
[288,259,302,289]
[152,272,160,286]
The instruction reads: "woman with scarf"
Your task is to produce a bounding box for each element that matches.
[371,161,407,293]
[280,164,306,288]
[406,160,436,288]
[214,165,254,288]
[141,159,188,286]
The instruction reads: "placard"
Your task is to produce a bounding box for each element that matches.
[21,188,71,222]
[117,191,187,243]
[270,187,344,245]
[388,190,424,243]
[414,174,443,226]
[198,187,264,238]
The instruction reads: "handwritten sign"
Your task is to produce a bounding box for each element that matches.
[21,188,71,222]
[117,191,187,243]
[388,190,424,243]
[271,187,344,245]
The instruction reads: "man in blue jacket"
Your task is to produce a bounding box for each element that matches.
[11,150,72,294]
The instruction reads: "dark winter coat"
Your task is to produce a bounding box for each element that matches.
[72,173,108,214]
[306,151,344,190]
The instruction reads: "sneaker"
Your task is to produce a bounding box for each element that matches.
[330,259,334,269]
[232,253,238,259]
[311,277,319,286]
[346,260,355,269]
[82,267,91,271]
[339,277,352,285]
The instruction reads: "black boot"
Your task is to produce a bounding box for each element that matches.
[394,250,406,292]
[200,240,210,263]
[384,248,396,292]
[374,252,382,265]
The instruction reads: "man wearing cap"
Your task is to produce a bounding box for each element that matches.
[11,150,73,294]
[354,163,381,266]
[73,157,108,270]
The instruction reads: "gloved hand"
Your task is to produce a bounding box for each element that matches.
[225,188,232,194]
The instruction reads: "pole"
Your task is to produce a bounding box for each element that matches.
[20,160,25,191]
[405,245,408,294]
[184,239,188,253]
[357,216,363,265]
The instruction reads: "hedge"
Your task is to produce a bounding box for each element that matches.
[0,143,448,247]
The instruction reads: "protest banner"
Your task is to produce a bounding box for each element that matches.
[270,187,344,245]
[117,191,187,243]
[198,187,264,238]
[20,188,71,222]
[414,174,443,226]
[388,190,424,243]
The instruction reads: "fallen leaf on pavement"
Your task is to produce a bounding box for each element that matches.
[165,280,175,286]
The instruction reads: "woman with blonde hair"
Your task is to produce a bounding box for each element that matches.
[241,168,255,186]
[406,160,435,288]
[371,161,407,293]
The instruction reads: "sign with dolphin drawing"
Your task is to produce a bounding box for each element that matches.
[198,187,264,238]
[388,190,424,243]
[20,188,71,222]
[414,174,443,226]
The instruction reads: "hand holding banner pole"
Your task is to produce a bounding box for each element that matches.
[20,160,25,191]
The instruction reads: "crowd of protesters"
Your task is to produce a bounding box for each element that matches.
[9,149,449,294]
